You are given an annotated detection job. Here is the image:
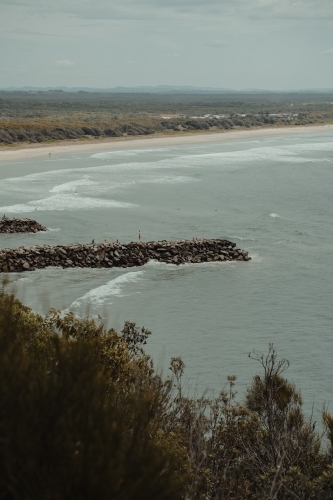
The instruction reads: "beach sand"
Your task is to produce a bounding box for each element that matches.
[0,124,332,162]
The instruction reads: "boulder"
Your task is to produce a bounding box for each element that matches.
[0,217,46,234]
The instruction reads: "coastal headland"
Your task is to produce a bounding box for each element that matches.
[0,217,46,234]
[0,238,250,273]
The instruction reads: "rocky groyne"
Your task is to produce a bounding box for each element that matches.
[0,239,251,273]
[0,217,46,234]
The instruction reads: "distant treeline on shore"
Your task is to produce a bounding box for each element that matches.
[0,91,332,145]
[0,288,333,499]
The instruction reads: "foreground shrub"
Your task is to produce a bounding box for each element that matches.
[0,292,187,500]
[1,289,333,499]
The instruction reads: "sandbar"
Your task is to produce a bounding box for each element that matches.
[0,124,332,162]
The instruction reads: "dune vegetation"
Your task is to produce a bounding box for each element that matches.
[1,91,333,146]
[1,286,333,499]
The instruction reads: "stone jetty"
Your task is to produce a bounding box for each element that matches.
[0,217,46,234]
[0,239,251,273]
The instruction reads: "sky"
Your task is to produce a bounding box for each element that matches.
[1,0,333,90]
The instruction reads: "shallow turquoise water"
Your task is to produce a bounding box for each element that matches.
[1,132,332,413]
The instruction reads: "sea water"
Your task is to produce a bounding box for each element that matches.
[0,132,332,413]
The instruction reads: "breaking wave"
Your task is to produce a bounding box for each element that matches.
[63,270,145,314]
[0,194,136,213]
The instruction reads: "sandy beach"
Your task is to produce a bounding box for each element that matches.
[0,124,332,162]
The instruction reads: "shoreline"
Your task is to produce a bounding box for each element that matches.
[0,124,332,162]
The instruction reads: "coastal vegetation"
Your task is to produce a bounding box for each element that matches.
[0,91,333,145]
[1,287,333,499]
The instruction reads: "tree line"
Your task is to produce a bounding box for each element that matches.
[0,113,318,145]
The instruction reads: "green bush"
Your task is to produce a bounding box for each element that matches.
[0,292,187,500]
[1,289,333,499]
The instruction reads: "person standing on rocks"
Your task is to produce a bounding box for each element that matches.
[138,231,141,241]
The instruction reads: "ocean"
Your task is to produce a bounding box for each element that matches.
[0,131,332,413]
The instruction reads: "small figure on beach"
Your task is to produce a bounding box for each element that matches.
[92,239,95,244]
[104,238,107,244]
[138,230,141,241]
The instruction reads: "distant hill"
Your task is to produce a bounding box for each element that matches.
[1,86,333,94]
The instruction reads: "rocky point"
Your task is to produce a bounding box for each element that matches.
[0,239,251,273]
[0,217,46,234]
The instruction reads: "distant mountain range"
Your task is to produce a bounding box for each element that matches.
[1,85,333,94]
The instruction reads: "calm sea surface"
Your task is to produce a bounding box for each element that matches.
[1,132,332,412]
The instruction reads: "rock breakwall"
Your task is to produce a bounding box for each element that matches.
[0,239,251,273]
[0,217,46,234]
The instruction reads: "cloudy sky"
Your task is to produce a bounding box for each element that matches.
[1,0,333,90]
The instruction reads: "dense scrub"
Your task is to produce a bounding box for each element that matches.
[0,91,332,145]
[0,290,188,499]
[0,288,333,499]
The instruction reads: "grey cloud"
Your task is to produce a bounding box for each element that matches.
[205,40,227,48]
[145,35,180,50]
[74,21,118,27]
[5,28,79,38]
[53,59,75,67]
[1,0,332,22]
[1,0,333,89]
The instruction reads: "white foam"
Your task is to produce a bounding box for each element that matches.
[49,177,97,193]
[249,253,263,262]
[63,270,144,314]
[91,148,169,159]
[145,259,180,270]
[47,227,61,232]
[97,175,195,193]
[0,194,136,213]
[184,139,333,167]
[270,213,280,218]
[231,235,257,241]
[88,144,316,173]
[0,162,195,193]
[1,140,331,194]
[186,146,312,166]
[0,169,75,186]
[145,259,232,271]
[284,142,333,153]
[145,175,196,184]
[91,151,138,159]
